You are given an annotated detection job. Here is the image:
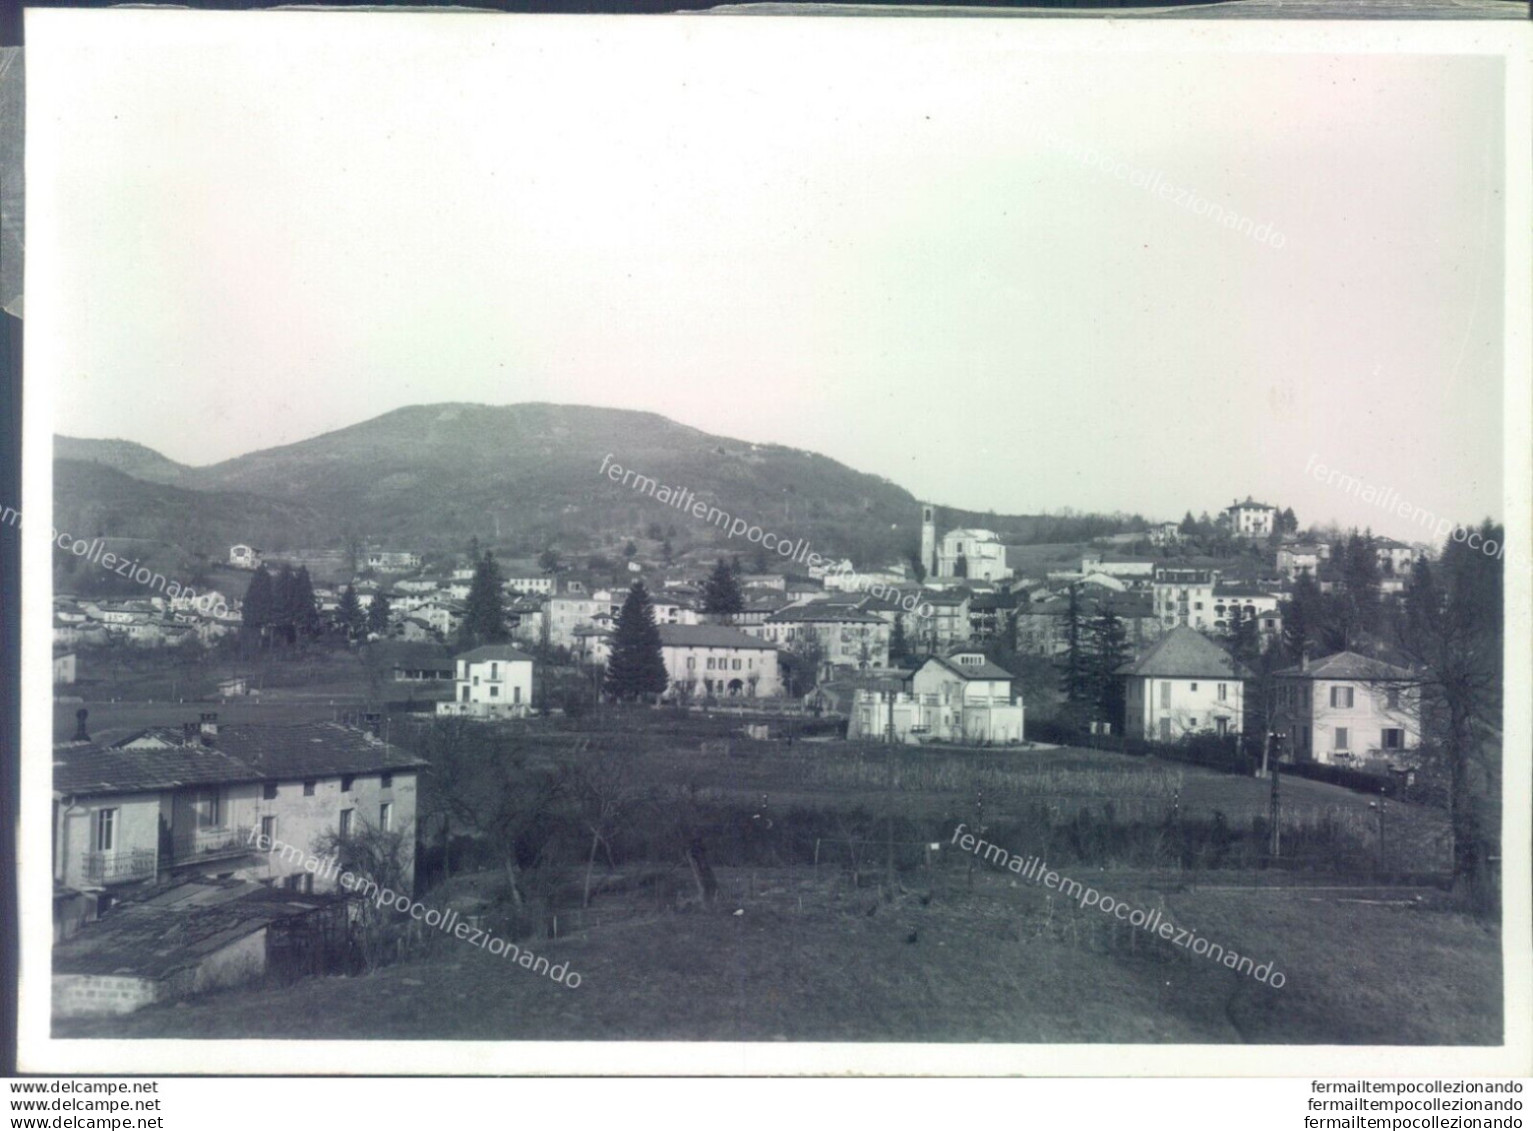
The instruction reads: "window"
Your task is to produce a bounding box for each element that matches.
[706,657,715,670]
[490,685,500,697]
[732,659,741,670]
[339,809,354,839]
[490,662,498,679]
[262,782,278,801]
[1217,683,1227,701]
[1386,688,1401,709]
[1382,728,1404,750]
[513,686,521,703]
[261,815,276,842]
[1189,717,1197,727]
[303,780,316,796]
[1334,727,1349,751]
[379,802,393,831]
[190,789,221,829]
[95,808,116,853]
[1190,683,1198,692]
[1330,686,1354,709]
[1160,682,1171,708]
[341,775,355,792]
[381,773,393,789]
[1215,717,1228,736]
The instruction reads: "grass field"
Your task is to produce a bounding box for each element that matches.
[55,864,1499,1044]
[52,701,1482,1043]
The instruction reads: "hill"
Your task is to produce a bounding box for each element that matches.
[54,436,192,486]
[52,459,329,559]
[55,404,1147,565]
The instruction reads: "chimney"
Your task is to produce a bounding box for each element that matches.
[182,721,198,744]
[199,711,219,744]
[72,708,90,744]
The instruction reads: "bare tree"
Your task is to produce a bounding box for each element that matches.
[312,818,416,972]
[569,745,643,908]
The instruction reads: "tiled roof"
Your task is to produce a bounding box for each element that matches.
[1273,651,1416,681]
[55,741,266,797]
[765,605,885,625]
[455,644,536,663]
[658,625,779,650]
[211,723,428,781]
[923,655,1016,681]
[53,878,344,979]
[1117,627,1250,679]
[55,722,426,798]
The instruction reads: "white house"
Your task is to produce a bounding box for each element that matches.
[849,651,1023,745]
[1149,522,1182,547]
[504,576,555,596]
[1269,651,1421,766]
[1222,498,1277,539]
[1152,568,1221,631]
[1119,626,1250,741]
[658,624,781,699]
[228,544,262,570]
[1210,583,1284,642]
[365,550,422,573]
[1276,542,1326,580]
[1374,538,1417,577]
[437,645,536,718]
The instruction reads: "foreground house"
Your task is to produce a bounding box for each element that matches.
[437,644,536,718]
[53,717,426,911]
[1269,651,1421,766]
[659,624,781,698]
[1119,627,1250,740]
[849,651,1024,745]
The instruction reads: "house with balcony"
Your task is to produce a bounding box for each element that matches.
[1268,651,1421,766]
[849,651,1024,745]
[52,716,427,914]
[1152,568,1221,630]
[437,644,536,718]
[1119,626,1250,741]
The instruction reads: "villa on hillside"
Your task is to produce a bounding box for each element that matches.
[1119,627,1250,740]
[1268,651,1421,766]
[849,650,1024,745]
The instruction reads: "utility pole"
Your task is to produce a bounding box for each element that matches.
[1268,746,1282,861]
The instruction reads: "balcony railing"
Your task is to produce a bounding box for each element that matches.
[82,849,157,885]
[167,825,254,866]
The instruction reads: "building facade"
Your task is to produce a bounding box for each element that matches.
[658,624,781,698]
[437,644,536,718]
[1119,627,1249,740]
[1268,652,1421,766]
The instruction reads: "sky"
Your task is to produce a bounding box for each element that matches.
[27,13,1510,543]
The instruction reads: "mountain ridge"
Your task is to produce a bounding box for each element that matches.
[54,403,1146,564]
